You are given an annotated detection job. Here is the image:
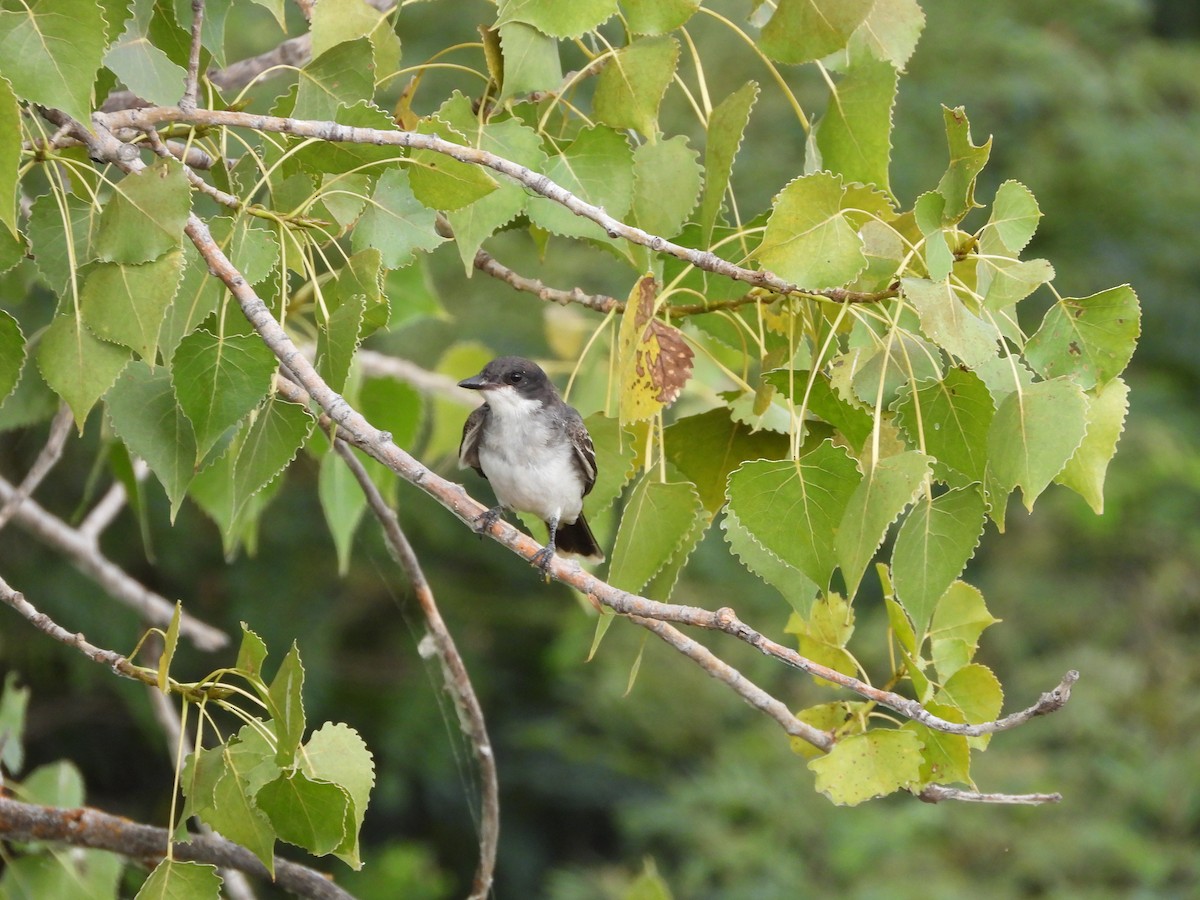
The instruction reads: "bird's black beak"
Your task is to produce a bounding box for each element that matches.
[457,373,492,390]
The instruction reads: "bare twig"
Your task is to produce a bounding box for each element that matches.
[917,784,1063,805]
[0,404,73,533]
[0,475,228,651]
[355,350,480,404]
[0,796,353,900]
[98,106,894,305]
[181,0,206,113]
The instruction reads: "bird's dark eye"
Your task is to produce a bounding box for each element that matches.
[508,372,523,384]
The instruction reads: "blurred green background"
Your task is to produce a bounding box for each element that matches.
[2,0,1198,897]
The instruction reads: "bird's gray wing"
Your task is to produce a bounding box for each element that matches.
[566,411,597,496]
[459,404,489,478]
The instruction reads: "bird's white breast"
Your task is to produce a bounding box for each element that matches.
[477,390,585,524]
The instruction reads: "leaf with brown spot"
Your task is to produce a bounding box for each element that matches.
[617,276,694,424]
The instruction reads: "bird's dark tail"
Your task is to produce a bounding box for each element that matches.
[554,514,604,562]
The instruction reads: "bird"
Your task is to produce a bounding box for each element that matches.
[457,356,603,570]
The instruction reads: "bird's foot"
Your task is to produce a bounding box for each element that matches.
[472,505,506,536]
[531,545,556,579]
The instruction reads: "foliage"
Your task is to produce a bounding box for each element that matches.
[0,0,1159,896]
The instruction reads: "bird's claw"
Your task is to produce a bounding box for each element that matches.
[531,546,555,576]
[473,506,505,536]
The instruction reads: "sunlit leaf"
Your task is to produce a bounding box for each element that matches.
[935,106,991,224]
[1056,376,1129,514]
[903,277,999,368]
[527,125,634,241]
[1025,285,1140,390]
[760,0,874,65]
[758,172,867,290]
[608,475,704,594]
[594,35,679,137]
[496,0,618,39]
[0,0,106,124]
[37,314,131,430]
[809,729,924,806]
[496,21,561,100]
[929,581,999,681]
[815,55,898,193]
[847,0,925,69]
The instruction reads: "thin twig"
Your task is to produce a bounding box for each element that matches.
[0,796,353,900]
[181,0,206,113]
[98,106,894,305]
[917,784,1063,805]
[0,404,73,533]
[0,474,228,651]
[355,350,480,404]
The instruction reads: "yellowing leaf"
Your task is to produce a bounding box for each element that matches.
[617,276,694,424]
[809,729,924,805]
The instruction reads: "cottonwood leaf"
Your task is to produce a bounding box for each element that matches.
[0,74,19,239]
[699,81,758,242]
[979,180,1041,255]
[1056,376,1129,514]
[815,54,898,194]
[351,168,446,268]
[977,256,1054,312]
[209,767,276,873]
[0,311,23,407]
[583,412,639,512]
[0,0,106,125]
[631,135,702,240]
[319,449,367,575]
[37,314,131,430]
[300,722,375,869]
[726,443,862,591]
[172,330,279,463]
[722,506,820,616]
[785,592,857,681]
[809,729,924,806]
[95,158,191,265]
[836,451,931,599]
[891,486,987,638]
[622,0,700,34]
[135,860,221,900]
[80,251,184,362]
[893,368,995,487]
[617,276,694,424]
[903,718,970,787]
[316,291,364,393]
[758,172,867,290]
[937,662,1003,749]
[233,397,314,521]
[527,125,633,241]
[409,117,499,212]
[913,191,953,281]
[936,106,992,224]
[496,21,561,101]
[27,192,98,297]
[310,0,383,58]
[496,0,618,39]
[256,771,350,857]
[235,625,269,680]
[848,332,943,408]
[607,476,704,594]
[987,377,1088,515]
[903,277,999,368]
[106,361,197,516]
[104,2,186,107]
[267,643,305,766]
[594,35,679,137]
[929,581,999,681]
[1025,285,1140,390]
[643,508,708,602]
[760,0,874,65]
[293,38,374,120]
[847,0,925,69]
[765,369,874,453]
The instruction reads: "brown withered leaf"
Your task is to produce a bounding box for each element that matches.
[618,275,695,424]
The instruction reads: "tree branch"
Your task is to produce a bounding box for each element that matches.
[180,0,206,113]
[0,796,354,900]
[0,404,72,533]
[0,474,228,651]
[97,105,894,305]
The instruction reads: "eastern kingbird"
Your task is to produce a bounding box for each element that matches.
[458,356,603,569]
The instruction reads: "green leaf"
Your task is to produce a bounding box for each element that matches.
[912,191,953,281]
[0,0,105,124]
[977,256,1054,312]
[496,21,561,101]
[1,849,122,899]
[0,74,19,239]
[988,377,1088,514]
[103,0,186,107]
[608,476,704,594]
[27,192,99,297]
[19,759,84,807]
[903,718,970,787]
[847,0,925,69]
[319,448,367,575]
[938,662,1003,747]
[0,672,29,775]
[247,0,286,30]
[594,35,679,137]
[767,369,874,452]
[294,38,374,120]
[95,158,192,265]
[37,314,131,429]
[1056,377,1129,514]
[760,0,874,65]
[293,101,405,177]
[836,450,931,598]
[847,332,942,407]
[1024,285,1140,390]
[891,486,987,638]
[893,368,995,487]
[642,510,708,602]
[527,125,634,241]
[757,172,867,290]
[106,361,197,515]
[699,81,758,242]
[903,277,999,368]
[359,376,422,450]
[808,729,924,806]
[0,309,23,407]
[235,624,269,679]
[979,180,1041,255]
[929,581,999,682]
[722,506,819,616]
[350,168,445,268]
[210,765,277,872]
[300,722,375,868]
[233,396,315,517]
[815,55,898,193]
[409,117,500,213]
[630,135,703,241]
[268,642,306,766]
[311,0,384,58]
[172,330,279,463]
[316,292,363,394]
[726,444,862,591]
[583,412,639,512]
[158,601,180,691]
[664,407,790,515]
[80,250,184,362]
[496,0,619,39]
[622,0,699,34]
[785,592,857,681]
[935,106,992,224]
[135,860,222,900]
[256,770,350,857]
